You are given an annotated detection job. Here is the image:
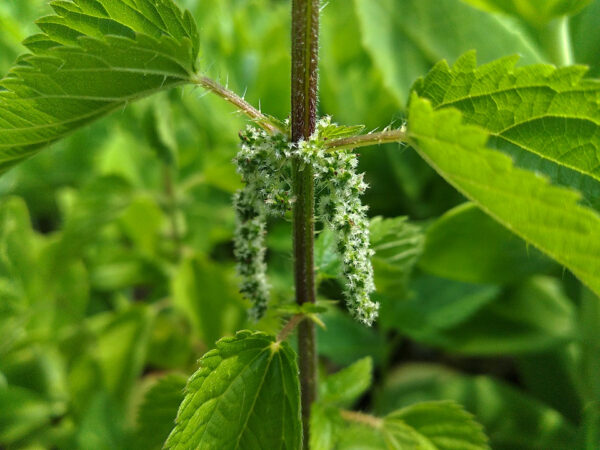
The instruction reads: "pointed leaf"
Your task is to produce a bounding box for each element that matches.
[166,331,301,450]
[413,52,600,211]
[413,277,576,355]
[407,93,600,299]
[386,275,500,342]
[0,0,199,174]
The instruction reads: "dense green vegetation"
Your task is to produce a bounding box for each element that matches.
[1,0,599,448]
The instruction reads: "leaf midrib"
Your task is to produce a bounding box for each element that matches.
[233,348,276,449]
[187,343,273,448]
[408,130,600,282]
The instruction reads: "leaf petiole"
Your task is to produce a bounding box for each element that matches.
[325,128,408,151]
[192,75,284,134]
[277,313,307,342]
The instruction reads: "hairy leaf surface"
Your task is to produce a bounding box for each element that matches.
[407,93,600,297]
[0,0,199,174]
[166,331,301,450]
[413,52,600,210]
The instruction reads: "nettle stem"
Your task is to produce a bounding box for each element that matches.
[291,0,320,447]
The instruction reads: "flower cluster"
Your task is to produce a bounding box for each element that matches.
[232,128,291,321]
[233,117,378,325]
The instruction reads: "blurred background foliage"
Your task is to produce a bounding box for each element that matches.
[0,0,599,448]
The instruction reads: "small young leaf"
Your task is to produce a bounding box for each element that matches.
[166,331,301,450]
[383,401,489,449]
[0,0,199,174]
[135,374,187,450]
[320,357,373,408]
[407,93,600,300]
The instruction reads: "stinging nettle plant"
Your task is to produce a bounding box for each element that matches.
[1,0,600,448]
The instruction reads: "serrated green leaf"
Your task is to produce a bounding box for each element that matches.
[412,52,600,211]
[320,357,373,408]
[166,331,301,450]
[461,0,591,25]
[420,202,557,283]
[135,373,187,450]
[354,0,543,106]
[0,0,199,174]
[407,93,600,299]
[383,401,489,450]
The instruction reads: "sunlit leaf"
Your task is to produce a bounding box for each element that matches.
[407,93,600,298]
[0,0,199,174]
[412,52,600,211]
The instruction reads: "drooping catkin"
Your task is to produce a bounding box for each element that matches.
[233,118,378,325]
